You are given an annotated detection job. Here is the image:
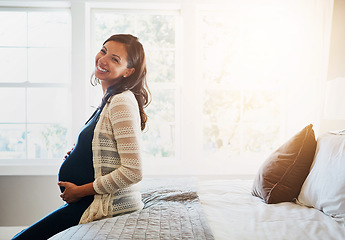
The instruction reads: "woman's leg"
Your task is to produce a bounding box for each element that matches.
[12,197,93,240]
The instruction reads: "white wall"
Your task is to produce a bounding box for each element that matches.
[320,0,345,133]
[327,0,345,81]
[0,176,63,226]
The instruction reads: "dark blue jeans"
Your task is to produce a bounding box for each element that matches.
[12,196,93,240]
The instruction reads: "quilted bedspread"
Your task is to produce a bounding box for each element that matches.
[49,178,214,240]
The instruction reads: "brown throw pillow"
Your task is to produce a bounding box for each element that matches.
[252,124,317,204]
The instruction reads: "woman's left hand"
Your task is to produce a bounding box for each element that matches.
[58,181,82,203]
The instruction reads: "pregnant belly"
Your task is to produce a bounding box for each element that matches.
[58,152,94,193]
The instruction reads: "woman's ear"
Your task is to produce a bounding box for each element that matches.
[124,68,135,78]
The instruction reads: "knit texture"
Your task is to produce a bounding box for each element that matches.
[79,90,144,224]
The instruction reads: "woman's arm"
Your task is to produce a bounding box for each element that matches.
[93,92,143,195]
[58,182,97,203]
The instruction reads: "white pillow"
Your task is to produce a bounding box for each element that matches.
[298,132,345,221]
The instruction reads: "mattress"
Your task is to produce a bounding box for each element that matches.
[198,179,345,240]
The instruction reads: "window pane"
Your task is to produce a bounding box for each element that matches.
[200,14,241,85]
[242,123,280,154]
[94,13,176,50]
[0,11,27,46]
[199,10,283,164]
[27,88,70,123]
[146,89,175,122]
[27,124,68,159]
[143,89,176,160]
[0,8,71,161]
[28,11,70,47]
[142,123,175,159]
[201,46,242,86]
[242,91,281,122]
[92,9,178,161]
[146,50,175,83]
[200,14,240,48]
[0,124,26,159]
[94,13,135,47]
[203,123,241,158]
[137,15,176,49]
[0,88,26,122]
[28,48,69,83]
[203,90,240,123]
[0,48,27,82]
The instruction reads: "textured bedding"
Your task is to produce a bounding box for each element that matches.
[49,178,214,240]
[198,179,345,240]
[50,178,345,240]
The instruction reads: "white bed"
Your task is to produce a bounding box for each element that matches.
[50,177,345,240]
[198,179,345,240]
[51,129,345,239]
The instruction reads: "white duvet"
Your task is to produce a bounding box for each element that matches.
[198,179,345,240]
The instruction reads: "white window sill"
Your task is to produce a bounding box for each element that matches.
[0,160,62,176]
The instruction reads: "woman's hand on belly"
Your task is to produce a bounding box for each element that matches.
[58,181,97,204]
[58,182,82,203]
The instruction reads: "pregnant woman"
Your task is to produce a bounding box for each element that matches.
[12,34,151,240]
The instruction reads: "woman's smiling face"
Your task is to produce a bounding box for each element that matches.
[95,41,134,90]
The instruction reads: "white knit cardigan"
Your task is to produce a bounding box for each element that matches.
[79,90,144,224]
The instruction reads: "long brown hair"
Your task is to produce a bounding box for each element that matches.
[91,34,151,131]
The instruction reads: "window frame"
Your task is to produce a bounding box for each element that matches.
[0,2,73,174]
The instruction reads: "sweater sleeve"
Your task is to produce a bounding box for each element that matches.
[93,92,143,194]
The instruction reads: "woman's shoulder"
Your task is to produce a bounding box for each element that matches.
[108,90,137,107]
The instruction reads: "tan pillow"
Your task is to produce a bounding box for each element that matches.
[252,124,317,204]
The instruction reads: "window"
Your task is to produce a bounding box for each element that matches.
[0,1,332,176]
[87,4,287,175]
[89,7,180,162]
[197,10,284,173]
[0,8,71,160]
